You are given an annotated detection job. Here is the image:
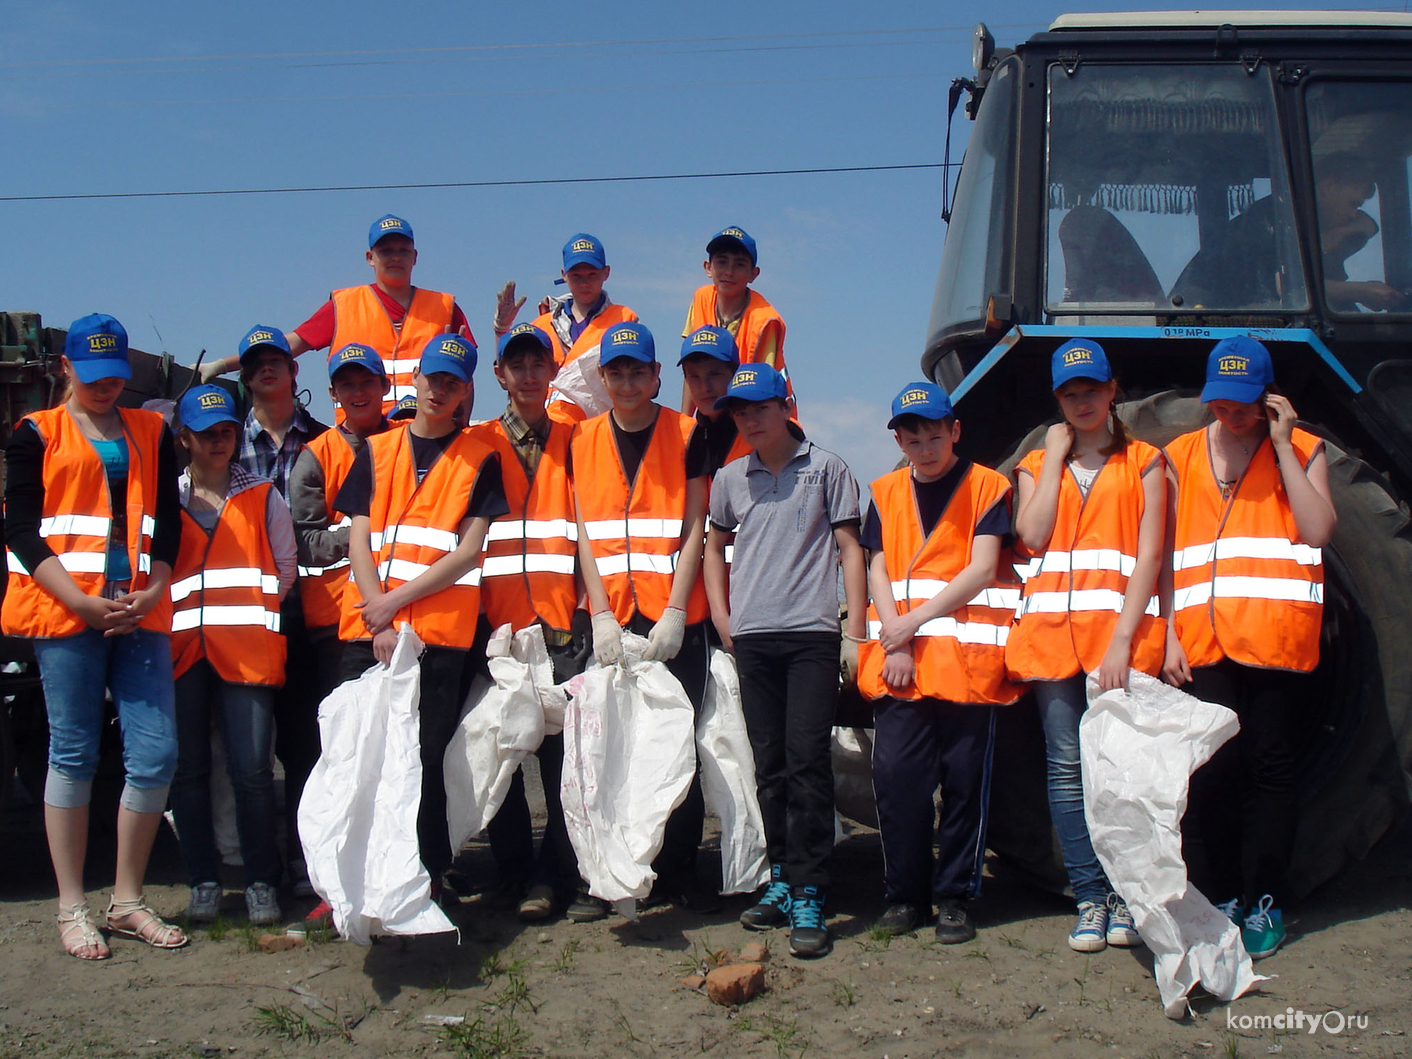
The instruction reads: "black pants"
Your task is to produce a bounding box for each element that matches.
[733,631,839,891]
[624,613,710,887]
[1182,659,1304,908]
[340,640,473,877]
[872,696,996,905]
[275,591,322,863]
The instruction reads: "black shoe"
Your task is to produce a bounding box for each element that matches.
[788,887,831,958]
[740,869,793,931]
[874,902,922,936]
[566,888,610,923]
[934,899,976,944]
[645,876,722,915]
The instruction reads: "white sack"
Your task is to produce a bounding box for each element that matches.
[297,625,454,945]
[832,726,879,830]
[697,648,769,895]
[547,345,611,419]
[560,632,696,915]
[1081,670,1265,1018]
[444,623,550,853]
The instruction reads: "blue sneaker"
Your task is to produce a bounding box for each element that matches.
[1105,894,1142,947]
[788,886,831,958]
[1242,894,1286,959]
[1068,900,1109,952]
[740,864,792,931]
[1214,897,1243,924]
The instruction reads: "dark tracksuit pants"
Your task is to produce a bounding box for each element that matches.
[1182,659,1304,908]
[871,696,997,906]
[340,640,473,878]
[732,631,839,892]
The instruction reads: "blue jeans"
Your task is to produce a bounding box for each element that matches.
[169,659,280,887]
[1034,674,1112,906]
[34,627,177,813]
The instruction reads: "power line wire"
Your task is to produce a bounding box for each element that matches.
[0,163,953,204]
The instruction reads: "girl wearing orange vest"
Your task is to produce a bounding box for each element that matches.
[1008,339,1165,954]
[1164,336,1336,960]
[2,315,185,958]
[166,386,296,928]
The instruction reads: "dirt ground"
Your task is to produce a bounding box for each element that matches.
[2,759,1410,1059]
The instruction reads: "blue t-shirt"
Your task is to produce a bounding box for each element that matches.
[89,437,132,582]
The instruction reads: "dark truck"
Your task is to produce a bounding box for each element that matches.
[0,311,209,813]
[927,12,1412,895]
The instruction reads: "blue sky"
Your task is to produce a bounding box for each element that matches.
[1,1,1383,488]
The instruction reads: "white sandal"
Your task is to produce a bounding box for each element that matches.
[57,902,111,960]
[105,895,188,950]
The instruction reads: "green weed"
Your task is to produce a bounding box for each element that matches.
[441,1013,531,1059]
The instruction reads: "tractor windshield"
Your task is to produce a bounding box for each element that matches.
[1046,63,1306,317]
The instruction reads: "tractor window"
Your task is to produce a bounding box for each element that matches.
[1046,63,1307,316]
[927,56,1019,341]
[1305,80,1412,315]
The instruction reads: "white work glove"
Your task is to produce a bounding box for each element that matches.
[591,610,624,666]
[840,633,863,685]
[644,606,687,661]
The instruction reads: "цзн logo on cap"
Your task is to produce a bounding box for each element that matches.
[900,389,929,407]
[1219,355,1250,375]
[1062,346,1095,366]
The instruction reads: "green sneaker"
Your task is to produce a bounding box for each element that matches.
[1241,894,1286,959]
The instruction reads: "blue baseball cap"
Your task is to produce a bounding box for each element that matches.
[64,314,131,383]
[369,214,414,248]
[561,233,606,271]
[496,322,553,361]
[1202,335,1274,403]
[390,395,418,420]
[238,325,292,364]
[419,333,477,383]
[328,343,386,379]
[178,384,240,432]
[678,326,739,366]
[707,226,758,266]
[714,364,788,409]
[887,381,954,429]
[600,322,656,365]
[1050,338,1113,389]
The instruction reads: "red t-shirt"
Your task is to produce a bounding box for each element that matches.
[294,285,473,350]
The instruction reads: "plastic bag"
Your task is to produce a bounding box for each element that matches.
[832,725,878,830]
[547,345,611,419]
[697,648,769,895]
[560,632,696,916]
[297,625,455,945]
[444,623,551,853]
[1081,670,1265,1018]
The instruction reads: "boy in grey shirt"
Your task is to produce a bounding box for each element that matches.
[703,364,867,959]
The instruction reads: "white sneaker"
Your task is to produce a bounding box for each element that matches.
[1105,894,1142,947]
[246,882,281,926]
[187,881,223,923]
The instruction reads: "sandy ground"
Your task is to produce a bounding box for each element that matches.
[2,760,1410,1059]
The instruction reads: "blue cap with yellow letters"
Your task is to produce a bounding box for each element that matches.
[887,381,954,429]
[328,343,386,379]
[1202,335,1274,404]
[600,322,656,365]
[714,363,788,409]
[678,326,739,366]
[390,395,418,420]
[707,226,758,266]
[496,322,553,361]
[369,214,414,248]
[64,314,131,384]
[561,233,606,272]
[419,333,477,382]
[1050,338,1113,389]
[178,384,240,433]
[238,325,292,364]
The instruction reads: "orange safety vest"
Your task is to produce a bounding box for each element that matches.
[330,285,456,414]
[539,304,639,426]
[858,465,1023,705]
[2,406,173,639]
[1168,426,1324,672]
[170,482,286,685]
[684,285,791,396]
[468,418,579,633]
[572,408,709,625]
[297,427,359,629]
[1005,440,1166,681]
[337,427,496,649]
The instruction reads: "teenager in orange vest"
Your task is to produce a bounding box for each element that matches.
[2,314,185,958]
[572,321,719,915]
[335,333,508,896]
[466,322,591,922]
[1007,339,1165,954]
[167,385,296,929]
[1164,336,1336,960]
[857,383,1021,944]
[680,227,791,415]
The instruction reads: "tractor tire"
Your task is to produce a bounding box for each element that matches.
[987,391,1412,897]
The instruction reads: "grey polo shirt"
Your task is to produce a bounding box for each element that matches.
[709,440,860,637]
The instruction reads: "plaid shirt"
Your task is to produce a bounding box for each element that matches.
[499,405,551,480]
[238,404,321,504]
